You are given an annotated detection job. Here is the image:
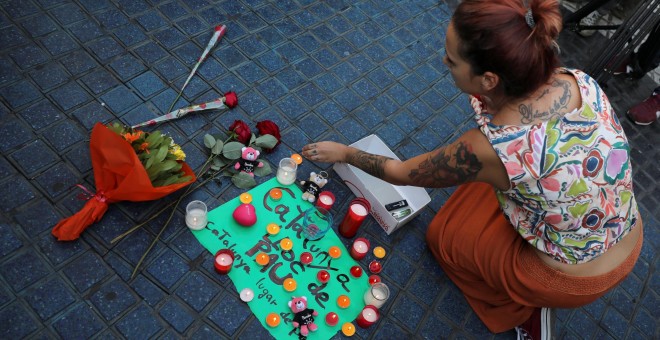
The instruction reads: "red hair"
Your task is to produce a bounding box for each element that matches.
[452,0,562,98]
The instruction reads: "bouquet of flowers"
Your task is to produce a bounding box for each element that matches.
[52,122,196,241]
[203,119,281,189]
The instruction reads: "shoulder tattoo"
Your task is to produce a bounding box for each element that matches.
[408,141,483,187]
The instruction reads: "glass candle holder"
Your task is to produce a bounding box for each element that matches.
[276,158,297,185]
[363,282,389,308]
[302,207,333,240]
[338,198,370,238]
[316,191,335,210]
[185,200,208,230]
[356,305,380,328]
[350,237,370,260]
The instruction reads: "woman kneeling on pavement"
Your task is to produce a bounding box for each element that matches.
[302,0,642,338]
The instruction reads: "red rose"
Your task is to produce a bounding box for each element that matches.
[256,120,281,153]
[224,92,238,108]
[229,120,251,144]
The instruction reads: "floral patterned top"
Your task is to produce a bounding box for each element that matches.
[472,68,638,264]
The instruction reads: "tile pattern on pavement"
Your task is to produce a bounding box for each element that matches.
[0,0,657,339]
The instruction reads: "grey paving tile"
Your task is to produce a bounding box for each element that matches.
[22,276,76,320]
[0,302,39,338]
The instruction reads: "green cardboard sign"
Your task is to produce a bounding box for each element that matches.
[192,178,369,339]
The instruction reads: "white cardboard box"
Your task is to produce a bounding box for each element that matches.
[333,134,432,235]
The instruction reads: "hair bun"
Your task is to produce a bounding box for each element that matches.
[528,0,562,46]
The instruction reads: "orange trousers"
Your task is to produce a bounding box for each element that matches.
[426,182,642,333]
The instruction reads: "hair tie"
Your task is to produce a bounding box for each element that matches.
[525,9,536,28]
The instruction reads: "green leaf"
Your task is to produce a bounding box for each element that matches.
[249,133,256,146]
[145,130,162,145]
[147,162,163,180]
[231,172,257,189]
[155,145,168,163]
[213,157,228,168]
[253,160,272,176]
[203,134,216,149]
[211,139,224,155]
[145,154,155,169]
[160,160,178,172]
[254,134,278,149]
[223,142,244,160]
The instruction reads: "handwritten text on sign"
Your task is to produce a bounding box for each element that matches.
[192,178,368,339]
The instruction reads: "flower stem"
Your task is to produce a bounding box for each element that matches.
[111,155,218,244]
[127,167,226,278]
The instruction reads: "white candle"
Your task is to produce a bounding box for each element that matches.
[276,158,298,185]
[362,308,378,322]
[319,195,333,205]
[353,240,368,253]
[240,288,254,302]
[186,208,207,230]
[216,253,233,266]
[363,283,389,308]
[351,203,368,216]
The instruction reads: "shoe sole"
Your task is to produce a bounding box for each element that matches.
[627,111,655,125]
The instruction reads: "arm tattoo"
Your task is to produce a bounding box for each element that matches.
[346,151,393,180]
[520,78,572,124]
[408,141,482,187]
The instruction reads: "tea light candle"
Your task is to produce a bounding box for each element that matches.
[369,260,382,274]
[317,270,330,283]
[316,191,335,210]
[368,275,381,285]
[239,192,252,204]
[266,223,280,235]
[350,265,363,278]
[338,198,370,238]
[356,305,379,328]
[350,237,370,260]
[255,252,270,266]
[276,158,297,185]
[214,249,234,274]
[280,238,293,251]
[337,295,351,309]
[291,153,303,164]
[328,246,341,258]
[269,188,282,201]
[325,312,339,326]
[266,313,281,327]
[341,322,356,336]
[283,278,297,292]
[185,200,208,230]
[363,282,390,308]
[240,288,254,302]
[300,252,313,265]
[373,246,386,258]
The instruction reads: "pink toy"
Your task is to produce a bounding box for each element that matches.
[234,146,263,177]
[233,204,256,226]
[288,296,318,336]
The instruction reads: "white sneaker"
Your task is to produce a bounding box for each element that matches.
[578,11,603,37]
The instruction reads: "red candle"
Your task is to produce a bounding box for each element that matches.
[214,249,234,274]
[369,260,382,274]
[350,265,363,278]
[300,252,313,265]
[325,312,339,326]
[350,237,370,260]
[317,270,330,283]
[338,198,370,238]
[356,305,379,328]
[316,191,335,210]
[368,275,381,285]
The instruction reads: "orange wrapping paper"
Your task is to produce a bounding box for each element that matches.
[52,123,196,241]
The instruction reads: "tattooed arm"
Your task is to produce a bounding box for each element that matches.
[302,129,509,189]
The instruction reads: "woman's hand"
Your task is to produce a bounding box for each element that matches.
[302,141,351,163]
